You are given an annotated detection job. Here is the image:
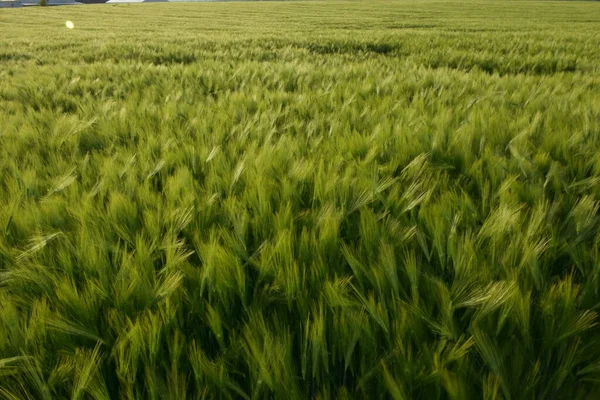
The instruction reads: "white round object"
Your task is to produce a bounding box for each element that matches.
[66,21,75,29]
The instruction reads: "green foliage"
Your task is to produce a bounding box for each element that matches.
[1,0,600,398]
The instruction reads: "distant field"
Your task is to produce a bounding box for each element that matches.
[1,1,600,398]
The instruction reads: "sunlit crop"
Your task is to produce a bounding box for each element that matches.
[1,0,600,398]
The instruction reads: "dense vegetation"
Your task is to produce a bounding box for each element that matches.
[1,0,600,398]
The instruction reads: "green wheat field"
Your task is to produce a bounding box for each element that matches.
[1,0,600,398]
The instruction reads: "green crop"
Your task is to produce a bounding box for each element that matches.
[1,0,600,398]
